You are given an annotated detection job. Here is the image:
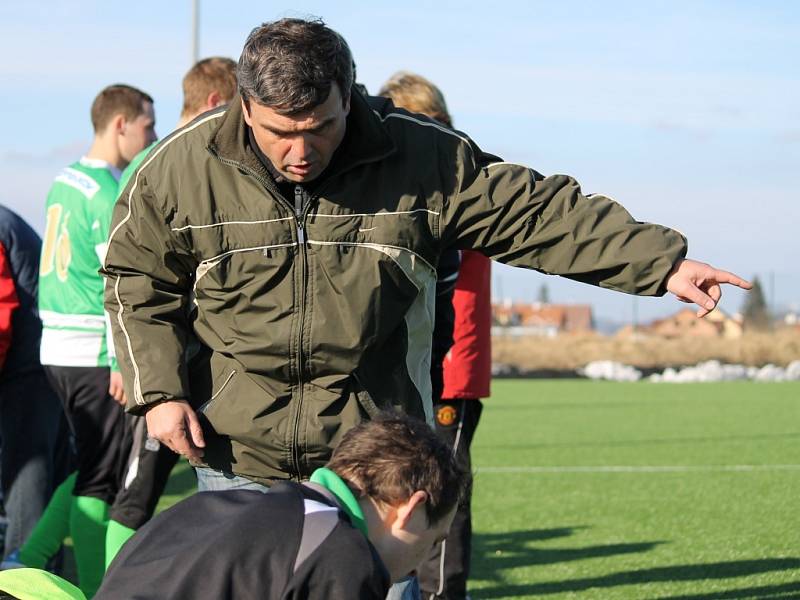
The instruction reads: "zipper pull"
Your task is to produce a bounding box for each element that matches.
[294,185,305,244]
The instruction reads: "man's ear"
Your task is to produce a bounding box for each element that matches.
[343,93,351,116]
[241,98,252,126]
[393,491,428,531]
[207,90,223,110]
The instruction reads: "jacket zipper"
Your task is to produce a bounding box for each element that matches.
[210,149,393,480]
[210,151,309,479]
[291,184,308,479]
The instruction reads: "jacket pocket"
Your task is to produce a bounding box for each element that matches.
[197,369,236,414]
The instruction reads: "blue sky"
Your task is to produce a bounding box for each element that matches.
[1,1,797,322]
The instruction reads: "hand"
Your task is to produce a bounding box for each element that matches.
[665,258,752,318]
[108,371,127,406]
[145,400,205,462]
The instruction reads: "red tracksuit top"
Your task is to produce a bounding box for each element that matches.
[442,251,491,400]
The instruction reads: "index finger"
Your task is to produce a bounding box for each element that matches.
[712,269,752,290]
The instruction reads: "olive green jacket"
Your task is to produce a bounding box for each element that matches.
[103,91,686,483]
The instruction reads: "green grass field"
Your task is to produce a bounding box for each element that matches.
[468,380,800,599]
[154,380,800,599]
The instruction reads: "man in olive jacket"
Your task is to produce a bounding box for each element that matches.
[103,19,750,488]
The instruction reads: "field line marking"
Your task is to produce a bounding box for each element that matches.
[475,465,800,474]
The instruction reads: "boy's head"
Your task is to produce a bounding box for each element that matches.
[180,56,237,124]
[327,414,470,581]
[90,84,156,164]
[378,72,452,127]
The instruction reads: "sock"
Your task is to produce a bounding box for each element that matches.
[18,472,77,568]
[69,496,109,598]
[104,520,136,570]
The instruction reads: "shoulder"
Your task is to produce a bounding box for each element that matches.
[50,162,110,201]
[124,109,227,195]
[145,109,226,168]
[369,96,471,151]
[292,517,389,596]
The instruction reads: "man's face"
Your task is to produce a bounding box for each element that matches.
[242,83,350,183]
[119,101,157,164]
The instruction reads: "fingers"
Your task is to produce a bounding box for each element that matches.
[170,427,204,462]
[677,281,716,313]
[108,382,126,406]
[710,268,752,290]
[186,408,206,449]
[695,283,722,318]
[144,400,205,461]
[707,283,722,303]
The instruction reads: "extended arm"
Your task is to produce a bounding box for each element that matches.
[441,143,749,313]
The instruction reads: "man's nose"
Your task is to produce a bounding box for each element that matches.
[290,135,313,161]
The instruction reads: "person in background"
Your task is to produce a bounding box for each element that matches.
[105,56,238,568]
[0,205,71,566]
[3,84,156,598]
[379,72,491,600]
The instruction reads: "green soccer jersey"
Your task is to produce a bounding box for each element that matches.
[39,157,120,367]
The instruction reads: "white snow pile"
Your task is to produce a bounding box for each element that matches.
[580,361,642,382]
[650,360,800,383]
[581,360,800,383]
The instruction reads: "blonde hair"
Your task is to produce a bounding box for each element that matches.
[181,57,237,119]
[378,71,451,127]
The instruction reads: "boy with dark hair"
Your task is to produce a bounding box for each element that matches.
[93,414,469,599]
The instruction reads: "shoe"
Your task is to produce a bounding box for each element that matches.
[0,549,25,570]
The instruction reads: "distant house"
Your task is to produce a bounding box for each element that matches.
[621,307,743,339]
[492,302,594,336]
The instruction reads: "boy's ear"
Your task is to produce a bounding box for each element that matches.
[393,490,428,530]
[207,90,223,110]
[111,113,126,135]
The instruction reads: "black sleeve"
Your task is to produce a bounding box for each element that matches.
[430,248,459,403]
[283,522,390,600]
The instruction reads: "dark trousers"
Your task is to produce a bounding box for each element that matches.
[0,369,72,558]
[44,366,129,504]
[418,399,483,600]
[110,414,179,529]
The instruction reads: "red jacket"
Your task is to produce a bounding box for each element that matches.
[0,242,20,371]
[442,251,491,400]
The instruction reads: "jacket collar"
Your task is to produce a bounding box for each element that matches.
[308,467,368,537]
[207,86,396,185]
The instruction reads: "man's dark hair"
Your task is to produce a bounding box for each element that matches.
[327,414,470,525]
[90,84,153,133]
[237,18,353,114]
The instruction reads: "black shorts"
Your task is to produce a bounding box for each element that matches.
[44,366,129,504]
[110,414,180,530]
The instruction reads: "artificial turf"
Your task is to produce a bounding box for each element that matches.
[468,380,800,599]
[154,379,800,598]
